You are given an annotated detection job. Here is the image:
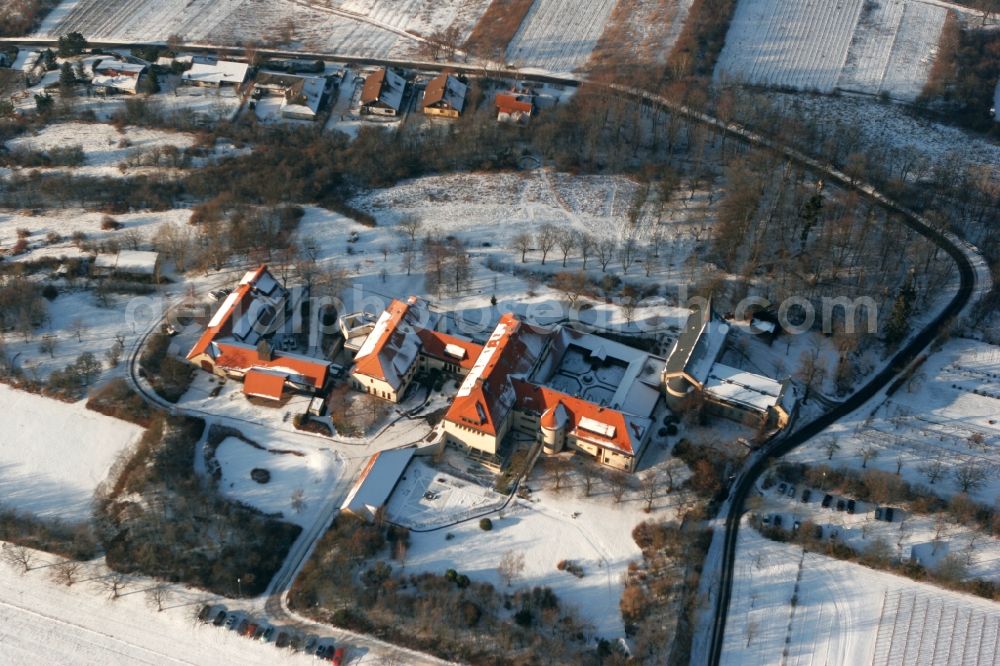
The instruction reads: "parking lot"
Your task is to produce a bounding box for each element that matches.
[199,604,346,664]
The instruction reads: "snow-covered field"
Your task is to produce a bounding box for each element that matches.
[404,452,687,640]
[506,0,619,74]
[789,338,1000,504]
[5,122,196,178]
[36,0,489,62]
[213,436,343,529]
[722,525,1000,666]
[716,0,947,100]
[756,481,1000,583]
[0,384,143,522]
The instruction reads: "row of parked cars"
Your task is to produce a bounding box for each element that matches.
[198,604,345,664]
[776,482,863,515]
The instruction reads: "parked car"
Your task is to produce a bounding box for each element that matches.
[332,647,345,666]
[813,524,824,539]
[801,489,812,503]
[290,634,305,651]
[884,507,895,522]
[773,514,783,527]
[822,494,833,508]
[276,631,290,649]
[259,625,275,643]
[786,485,796,498]
[847,499,857,514]
[197,605,213,623]
[777,482,787,495]
[236,619,248,635]
[304,636,318,654]
[762,515,771,526]
[243,623,258,638]
[225,613,240,630]
[316,644,330,659]
[213,610,227,626]
[836,499,846,512]
[252,625,266,640]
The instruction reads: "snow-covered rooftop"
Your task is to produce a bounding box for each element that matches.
[341,448,415,521]
[704,363,784,413]
[182,60,249,86]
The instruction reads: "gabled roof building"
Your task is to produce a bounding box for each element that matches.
[422,73,467,119]
[187,265,330,402]
[360,67,407,116]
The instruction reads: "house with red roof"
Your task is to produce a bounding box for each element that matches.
[186,265,331,402]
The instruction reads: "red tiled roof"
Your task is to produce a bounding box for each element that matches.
[512,379,643,456]
[186,265,268,360]
[243,368,286,401]
[360,68,386,104]
[350,298,420,385]
[444,313,546,436]
[416,329,483,370]
[216,342,329,389]
[495,93,532,115]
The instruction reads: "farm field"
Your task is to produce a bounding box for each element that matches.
[35,0,489,60]
[789,338,1000,505]
[716,0,947,101]
[586,0,694,74]
[0,384,144,522]
[722,525,1000,666]
[505,0,619,74]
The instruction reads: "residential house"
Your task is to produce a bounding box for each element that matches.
[90,58,147,95]
[495,92,533,123]
[181,60,249,88]
[422,73,467,119]
[360,67,407,116]
[253,71,327,120]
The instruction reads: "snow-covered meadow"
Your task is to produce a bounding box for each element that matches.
[789,338,1000,504]
[36,0,489,62]
[722,525,1000,665]
[505,0,619,74]
[404,452,688,640]
[213,435,343,529]
[0,384,144,522]
[716,0,947,100]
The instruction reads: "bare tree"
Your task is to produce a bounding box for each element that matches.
[145,582,171,612]
[895,455,905,475]
[610,471,628,503]
[70,317,88,342]
[39,333,57,358]
[858,445,879,469]
[796,346,827,402]
[918,457,947,484]
[640,471,658,512]
[953,460,988,494]
[51,559,82,587]
[662,460,682,493]
[619,236,638,274]
[497,550,525,587]
[549,459,568,493]
[512,232,533,263]
[105,340,124,367]
[579,232,595,270]
[596,238,617,272]
[397,215,422,243]
[536,224,559,265]
[556,229,577,267]
[580,464,595,497]
[2,544,34,573]
[98,571,129,600]
[822,438,840,460]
